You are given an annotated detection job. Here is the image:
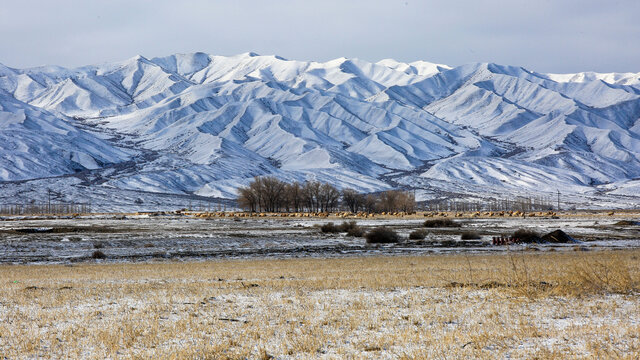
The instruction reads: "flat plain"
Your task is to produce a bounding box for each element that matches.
[0,213,639,359]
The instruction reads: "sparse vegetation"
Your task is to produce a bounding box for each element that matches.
[424,218,459,228]
[460,230,481,240]
[346,226,365,237]
[339,221,364,237]
[91,250,106,259]
[408,229,428,240]
[321,221,364,237]
[320,222,340,233]
[365,227,400,243]
[0,251,638,358]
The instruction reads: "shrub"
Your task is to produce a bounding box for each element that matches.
[512,229,541,243]
[323,221,364,236]
[93,242,104,249]
[424,219,459,228]
[365,227,400,244]
[338,221,358,232]
[409,229,427,240]
[321,222,340,233]
[346,226,365,237]
[91,250,106,259]
[460,231,481,240]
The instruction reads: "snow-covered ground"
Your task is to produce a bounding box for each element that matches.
[1,215,638,264]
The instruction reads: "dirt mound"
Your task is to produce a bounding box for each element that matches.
[614,220,639,226]
[541,230,579,243]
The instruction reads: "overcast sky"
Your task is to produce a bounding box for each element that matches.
[1,0,638,73]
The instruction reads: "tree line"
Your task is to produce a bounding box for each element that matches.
[237,176,415,213]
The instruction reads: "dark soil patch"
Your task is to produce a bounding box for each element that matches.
[513,229,541,243]
[5,226,137,234]
[614,220,640,226]
[541,230,579,244]
[460,231,481,240]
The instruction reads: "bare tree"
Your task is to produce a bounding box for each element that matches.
[302,181,322,212]
[259,176,286,212]
[342,188,364,213]
[378,190,400,213]
[237,186,258,212]
[319,183,340,212]
[285,181,303,212]
[364,194,378,213]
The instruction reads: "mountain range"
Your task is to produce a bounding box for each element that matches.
[1,52,640,209]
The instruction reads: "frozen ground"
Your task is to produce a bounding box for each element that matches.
[1,214,639,264]
[1,253,638,359]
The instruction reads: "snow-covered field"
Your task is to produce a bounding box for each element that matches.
[1,252,638,359]
[1,214,639,264]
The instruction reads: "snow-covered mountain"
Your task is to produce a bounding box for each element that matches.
[1,52,640,209]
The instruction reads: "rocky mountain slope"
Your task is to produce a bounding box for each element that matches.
[1,53,639,209]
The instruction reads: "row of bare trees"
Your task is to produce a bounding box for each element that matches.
[342,188,415,213]
[237,176,415,213]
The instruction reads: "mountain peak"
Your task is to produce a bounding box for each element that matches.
[1,53,640,208]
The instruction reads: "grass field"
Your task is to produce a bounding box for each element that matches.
[1,250,639,359]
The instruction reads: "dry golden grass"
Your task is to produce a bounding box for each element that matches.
[0,250,638,359]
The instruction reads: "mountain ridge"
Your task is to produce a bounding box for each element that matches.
[1,52,640,209]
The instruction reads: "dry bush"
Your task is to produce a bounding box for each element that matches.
[320,222,340,233]
[569,254,638,295]
[338,221,359,232]
[424,218,459,228]
[365,227,400,243]
[321,221,364,236]
[346,226,365,238]
[409,229,427,240]
[91,250,106,259]
[460,231,481,240]
[499,251,640,299]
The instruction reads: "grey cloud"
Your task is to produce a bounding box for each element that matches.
[0,0,638,73]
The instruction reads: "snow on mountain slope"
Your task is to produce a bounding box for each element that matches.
[421,156,594,193]
[0,93,133,181]
[1,52,640,208]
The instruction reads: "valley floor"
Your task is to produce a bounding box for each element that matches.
[1,251,639,359]
[1,212,640,264]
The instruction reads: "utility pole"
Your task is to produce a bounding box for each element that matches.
[47,188,51,213]
[557,190,560,211]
